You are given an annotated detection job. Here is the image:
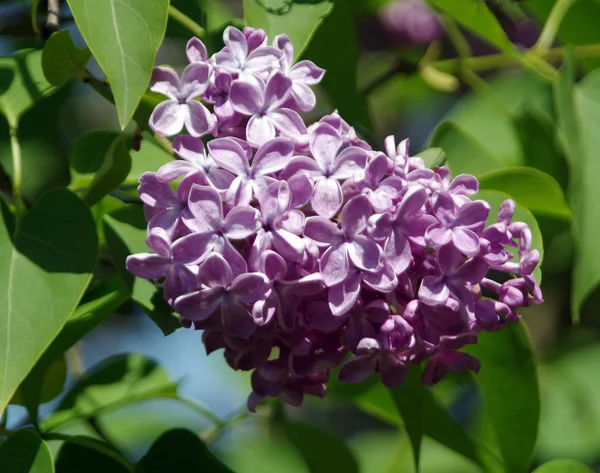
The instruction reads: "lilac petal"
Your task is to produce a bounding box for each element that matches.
[230,273,268,303]
[149,100,186,137]
[289,60,325,84]
[244,46,283,72]
[223,26,248,65]
[280,209,305,234]
[377,176,404,198]
[437,242,462,274]
[257,181,285,223]
[319,242,350,287]
[311,178,343,218]
[156,160,195,182]
[338,355,377,383]
[425,224,452,247]
[328,271,361,315]
[288,273,326,296]
[186,37,208,62]
[225,177,253,206]
[177,171,211,200]
[149,67,180,99]
[398,185,427,217]
[247,115,276,147]
[221,299,256,339]
[348,235,383,272]
[218,238,249,279]
[164,265,197,304]
[449,174,479,195]
[331,147,369,180]
[252,293,278,326]
[223,206,261,239]
[185,100,214,138]
[368,212,394,240]
[252,137,294,176]
[171,233,215,265]
[211,50,238,72]
[452,228,481,256]
[455,257,489,284]
[185,184,222,232]
[249,229,273,271]
[310,122,341,171]
[379,355,408,387]
[268,109,308,140]
[369,189,393,214]
[126,253,170,279]
[454,200,490,228]
[199,253,233,288]
[274,34,293,69]
[419,275,449,305]
[145,228,171,256]
[208,138,250,176]
[174,288,223,321]
[272,229,305,262]
[147,208,180,237]
[405,214,438,245]
[307,301,345,331]
[229,79,263,115]
[341,194,371,235]
[208,169,235,192]
[288,174,313,208]
[172,134,206,164]
[264,71,292,110]
[384,229,412,275]
[303,217,341,245]
[362,262,398,293]
[290,82,316,112]
[260,250,287,280]
[279,156,320,180]
[138,172,179,208]
[181,63,211,97]
[365,153,388,185]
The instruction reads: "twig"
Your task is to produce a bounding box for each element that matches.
[9,125,25,217]
[43,0,60,38]
[360,58,420,96]
[168,5,205,38]
[534,0,577,51]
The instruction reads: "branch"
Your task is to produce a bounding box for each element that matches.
[168,5,205,38]
[43,0,60,38]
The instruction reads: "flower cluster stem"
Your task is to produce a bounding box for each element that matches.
[9,125,25,217]
[168,5,205,39]
[534,0,578,51]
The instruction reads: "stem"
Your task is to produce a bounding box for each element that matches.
[534,0,577,51]
[9,125,25,216]
[168,5,205,38]
[44,0,60,37]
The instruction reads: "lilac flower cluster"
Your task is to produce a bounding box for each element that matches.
[126,27,543,410]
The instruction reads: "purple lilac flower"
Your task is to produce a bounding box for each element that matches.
[131,27,544,412]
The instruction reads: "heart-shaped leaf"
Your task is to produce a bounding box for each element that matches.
[0,429,53,473]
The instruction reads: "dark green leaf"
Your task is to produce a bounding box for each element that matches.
[244,0,333,60]
[533,460,593,473]
[66,0,169,128]
[0,189,97,416]
[464,322,540,473]
[304,0,372,131]
[0,429,53,473]
[56,438,132,473]
[477,167,570,219]
[427,0,516,53]
[11,355,66,407]
[104,205,180,335]
[43,353,176,431]
[136,428,233,473]
[390,365,423,471]
[0,49,55,127]
[431,121,501,176]
[280,421,359,473]
[70,131,132,206]
[42,30,91,87]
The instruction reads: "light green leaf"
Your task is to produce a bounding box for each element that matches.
[104,205,180,335]
[430,121,501,176]
[0,49,55,127]
[416,147,446,169]
[464,322,539,473]
[42,31,91,87]
[128,132,173,182]
[533,460,593,473]
[477,167,570,219]
[70,131,132,207]
[243,0,333,60]
[136,428,233,473]
[280,421,359,473]
[0,189,97,416]
[56,439,132,473]
[304,0,372,131]
[11,355,66,409]
[66,0,169,128]
[0,429,54,473]
[31,0,42,34]
[427,0,516,53]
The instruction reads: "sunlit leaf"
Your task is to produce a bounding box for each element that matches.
[532,459,593,473]
[42,30,91,87]
[66,0,169,128]
[0,429,53,473]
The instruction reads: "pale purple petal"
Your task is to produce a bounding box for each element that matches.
[341,195,371,235]
[171,233,215,265]
[149,100,186,137]
[260,250,287,280]
[452,228,480,256]
[290,82,316,112]
[347,235,383,272]
[288,174,313,208]
[311,178,343,218]
[319,242,349,287]
[244,46,283,72]
[264,71,292,110]
[199,253,233,288]
[252,137,294,176]
[181,62,211,98]
[223,206,261,239]
[185,100,214,138]
[185,184,223,232]
[419,275,449,305]
[229,79,264,115]
[207,169,235,192]
[454,200,490,228]
[425,224,452,247]
[172,134,207,165]
[328,271,361,315]
[289,60,325,84]
[230,273,268,302]
[279,156,320,180]
[149,67,180,99]
[126,253,170,279]
[246,115,276,147]
[156,160,196,182]
[280,209,305,234]
[221,299,256,339]
[138,172,180,208]
[186,37,208,62]
[449,174,479,195]
[272,229,305,262]
[223,26,248,65]
[303,217,341,245]
[174,287,223,321]
[362,262,398,292]
[365,153,388,185]
[310,122,342,171]
[268,109,308,141]
[208,138,250,175]
[217,238,249,279]
[331,147,368,180]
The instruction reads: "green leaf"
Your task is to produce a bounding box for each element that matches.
[70,131,132,207]
[66,0,169,128]
[431,121,501,176]
[43,353,176,431]
[136,428,233,473]
[427,0,516,53]
[477,167,570,219]
[42,31,91,87]
[390,365,424,471]
[464,322,540,473]
[280,421,359,473]
[104,205,180,335]
[0,429,53,473]
[31,0,41,34]
[0,189,97,416]
[0,49,55,127]
[533,460,594,473]
[56,439,131,473]
[556,55,600,321]
[243,0,333,60]
[11,355,66,407]
[128,132,173,182]
[416,147,446,169]
[303,0,372,131]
